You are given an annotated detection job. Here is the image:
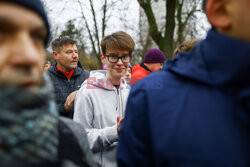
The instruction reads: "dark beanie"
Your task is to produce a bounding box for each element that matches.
[144,48,166,63]
[0,0,50,46]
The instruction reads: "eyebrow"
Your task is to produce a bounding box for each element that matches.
[0,16,47,33]
[107,53,129,55]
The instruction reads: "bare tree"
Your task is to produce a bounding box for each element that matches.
[43,0,139,68]
[77,0,132,68]
[138,0,203,59]
[176,0,202,44]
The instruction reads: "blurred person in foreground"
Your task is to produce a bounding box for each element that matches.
[118,0,250,166]
[0,0,93,166]
[74,31,134,167]
[130,48,165,85]
[47,37,89,118]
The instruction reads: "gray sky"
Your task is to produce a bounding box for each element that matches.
[42,0,140,52]
[42,0,210,52]
[43,0,139,36]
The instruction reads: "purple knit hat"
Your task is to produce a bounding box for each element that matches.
[144,48,166,63]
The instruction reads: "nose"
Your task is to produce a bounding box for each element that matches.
[72,52,79,59]
[10,31,42,67]
[117,58,123,65]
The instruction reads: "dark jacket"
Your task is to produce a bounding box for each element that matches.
[117,29,250,167]
[58,117,97,167]
[47,62,89,118]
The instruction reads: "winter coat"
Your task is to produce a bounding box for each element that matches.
[130,63,151,85]
[58,117,98,167]
[47,62,89,118]
[117,29,250,167]
[74,70,130,167]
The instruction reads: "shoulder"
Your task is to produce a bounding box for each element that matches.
[58,117,93,167]
[132,70,148,77]
[80,69,90,77]
[77,82,99,98]
[76,67,90,76]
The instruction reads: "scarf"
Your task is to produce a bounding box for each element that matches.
[0,73,59,163]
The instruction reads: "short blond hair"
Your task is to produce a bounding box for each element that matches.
[101,31,135,55]
[173,40,199,57]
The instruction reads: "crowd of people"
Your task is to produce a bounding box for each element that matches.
[0,0,249,167]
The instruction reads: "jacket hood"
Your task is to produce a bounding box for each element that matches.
[82,70,128,91]
[166,29,250,93]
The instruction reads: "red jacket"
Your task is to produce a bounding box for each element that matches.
[130,63,151,85]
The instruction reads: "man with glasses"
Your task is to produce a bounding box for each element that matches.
[47,37,89,118]
[74,31,135,167]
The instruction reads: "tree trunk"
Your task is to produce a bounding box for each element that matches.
[164,0,176,59]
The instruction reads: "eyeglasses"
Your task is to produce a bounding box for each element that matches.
[105,54,131,63]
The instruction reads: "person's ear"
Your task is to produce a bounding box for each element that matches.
[52,51,59,60]
[206,0,233,29]
[100,54,106,64]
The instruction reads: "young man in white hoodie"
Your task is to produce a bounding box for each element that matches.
[73,31,135,167]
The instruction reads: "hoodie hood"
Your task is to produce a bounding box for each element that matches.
[166,29,250,94]
[82,70,128,91]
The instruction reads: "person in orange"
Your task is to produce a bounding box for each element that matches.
[130,48,165,85]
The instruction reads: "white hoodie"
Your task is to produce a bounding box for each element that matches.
[73,70,130,167]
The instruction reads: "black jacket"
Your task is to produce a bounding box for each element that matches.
[47,62,89,118]
[58,117,97,167]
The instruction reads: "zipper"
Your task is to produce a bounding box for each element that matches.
[116,89,120,116]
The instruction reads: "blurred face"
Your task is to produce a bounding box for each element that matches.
[54,44,78,71]
[228,0,250,42]
[123,67,131,83]
[43,63,51,71]
[0,3,47,89]
[150,63,163,72]
[207,0,250,43]
[101,49,130,80]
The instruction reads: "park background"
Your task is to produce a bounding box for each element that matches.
[42,0,210,70]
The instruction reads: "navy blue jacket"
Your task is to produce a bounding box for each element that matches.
[47,63,89,118]
[117,29,250,167]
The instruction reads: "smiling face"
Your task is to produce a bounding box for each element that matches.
[0,2,47,89]
[53,44,79,71]
[101,49,130,80]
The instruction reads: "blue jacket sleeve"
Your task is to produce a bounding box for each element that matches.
[117,85,153,167]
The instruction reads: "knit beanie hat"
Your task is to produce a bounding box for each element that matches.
[0,0,50,46]
[144,48,166,63]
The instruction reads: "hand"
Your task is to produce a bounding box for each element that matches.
[64,90,78,112]
[117,116,124,135]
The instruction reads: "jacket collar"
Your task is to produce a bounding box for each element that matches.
[49,62,83,78]
[140,63,152,72]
